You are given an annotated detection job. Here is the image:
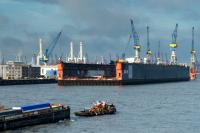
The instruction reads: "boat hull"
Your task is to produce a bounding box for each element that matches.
[75,105,116,117]
[0,106,70,131]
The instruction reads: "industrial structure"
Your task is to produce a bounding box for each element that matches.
[57,63,115,80]
[43,31,62,65]
[190,27,197,80]
[0,20,198,84]
[33,31,62,66]
[156,41,161,64]
[40,65,57,79]
[144,26,152,64]
[38,38,43,65]
[125,19,141,63]
[57,21,191,86]
[0,61,40,80]
[67,42,75,63]
[28,32,63,79]
[169,24,178,65]
[66,41,87,64]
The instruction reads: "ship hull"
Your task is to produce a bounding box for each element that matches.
[0,105,70,131]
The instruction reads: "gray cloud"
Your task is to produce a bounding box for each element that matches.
[13,0,59,4]
[1,37,24,48]
[1,0,200,63]
[0,15,9,27]
[180,11,200,22]
[0,37,25,60]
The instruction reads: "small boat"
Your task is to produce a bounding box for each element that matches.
[75,101,116,117]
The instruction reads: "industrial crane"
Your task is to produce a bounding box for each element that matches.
[190,27,197,80]
[130,19,141,63]
[145,26,152,64]
[43,31,62,64]
[156,41,161,64]
[122,34,131,60]
[169,24,178,65]
[171,24,178,47]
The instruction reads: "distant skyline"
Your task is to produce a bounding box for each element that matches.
[0,0,199,63]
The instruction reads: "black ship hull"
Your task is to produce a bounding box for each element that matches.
[0,106,70,131]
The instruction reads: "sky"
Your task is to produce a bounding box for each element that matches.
[0,0,200,64]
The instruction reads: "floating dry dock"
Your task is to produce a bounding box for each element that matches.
[57,61,190,86]
[0,103,70,131]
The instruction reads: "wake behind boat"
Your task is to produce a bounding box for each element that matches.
[75,101,116,117]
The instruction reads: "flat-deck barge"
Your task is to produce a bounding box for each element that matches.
[0,103,70,131]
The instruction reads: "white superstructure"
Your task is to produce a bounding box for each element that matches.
[66,41,87,64]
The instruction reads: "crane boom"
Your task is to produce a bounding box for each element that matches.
[156,41,161,64]
[147,26,150,51]
[44,31,62,63]
[130,18,141,63]
[169,24,178,64]
[121,19,140,59]
[170,24,178,48]
[172,24,178,43]
[145,25,152,64]
[46,31,62,58]
[192,26,194,51]
[130,19,139,46]
[146,26,152,54]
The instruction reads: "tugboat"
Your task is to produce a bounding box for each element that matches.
[75,101,116,117]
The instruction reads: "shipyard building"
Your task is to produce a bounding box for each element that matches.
[40,65,57,79]
[0,61,40,80]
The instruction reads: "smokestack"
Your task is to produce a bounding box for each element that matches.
[80,41,83,61]
[39,38,43,59]
[70,41,74,60]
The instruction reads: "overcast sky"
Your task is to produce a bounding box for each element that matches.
[0,0,199,63]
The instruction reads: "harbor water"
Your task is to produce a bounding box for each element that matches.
[0,78,200,133]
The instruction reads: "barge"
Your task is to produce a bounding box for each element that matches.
[0,103,70,131]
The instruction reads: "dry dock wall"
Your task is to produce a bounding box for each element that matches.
[57,62,190,86]
[58,78,189,86]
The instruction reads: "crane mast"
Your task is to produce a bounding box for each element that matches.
[190,26,196,80]
[169,24,178,65]
[145,26,152,64]
[130,19,141,63]
[156,41,161,64]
